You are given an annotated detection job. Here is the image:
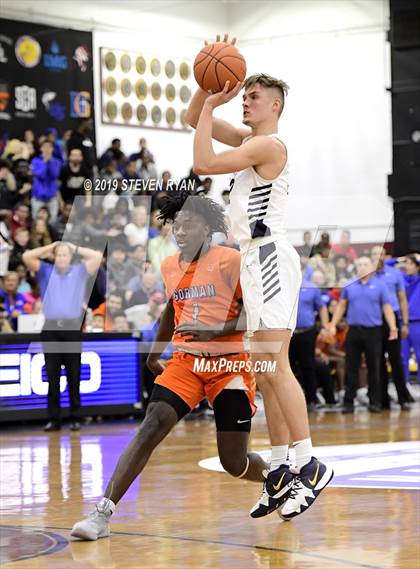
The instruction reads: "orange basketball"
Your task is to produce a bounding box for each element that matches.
[193,42,246,93]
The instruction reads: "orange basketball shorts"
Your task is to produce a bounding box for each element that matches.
[154,351,257,415]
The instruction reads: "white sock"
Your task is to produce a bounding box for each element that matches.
[98,497,115,514]
[269,445,289,471]
[293,438,313,470]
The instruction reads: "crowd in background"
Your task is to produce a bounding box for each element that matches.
[1,124,419,413]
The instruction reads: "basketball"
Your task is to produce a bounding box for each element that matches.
[193,42,246,93]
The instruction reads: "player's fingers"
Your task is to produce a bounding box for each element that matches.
[231,36,237,45]
[223,33,228,42]
[204,40,208,46]
[216,34,220,42]
[223,80,230,93]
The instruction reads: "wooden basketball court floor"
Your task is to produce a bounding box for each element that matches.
[1,405,419,569]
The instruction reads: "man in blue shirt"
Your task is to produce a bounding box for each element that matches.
[329,256,397,413]
[0,271,27,330]
[371,246,412,409]
[30,140,61,222]
[289,279,329,409]
[23,241,102,431]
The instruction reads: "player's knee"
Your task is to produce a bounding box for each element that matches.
[140,406,174,440]
[219,451,247,478]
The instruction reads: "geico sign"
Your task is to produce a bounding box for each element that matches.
[0,352,101,397]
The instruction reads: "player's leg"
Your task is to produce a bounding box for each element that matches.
[250,329,333,519]
[213,389,267,481]
[71,356,201,541]
[71,394,184,540]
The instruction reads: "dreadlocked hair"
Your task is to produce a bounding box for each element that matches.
[158,190,228,236]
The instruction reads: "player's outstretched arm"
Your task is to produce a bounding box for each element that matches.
[185,33,251,147]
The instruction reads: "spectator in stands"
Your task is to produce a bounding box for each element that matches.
[124,205,149,248]
[182,167,202,192]
[0,226,11,278]
[401,254,420,384]
[289,276,329,410]
[0,158,19,220]
[371,246,412,408]
[221,188,230,207]
[332,229,357,263]
[148,223,178,273]
[333,254,353,281]
[10,203,29,239]
[108,243,137,292]
[129,137,155,164]
[15,263,31,294]
[112,312,131,332]
[128,243,146,271]
[52,202,73,241]
[329,256,398,413]
[312,231,330,257]
[309,243,336,287]
[45,128,64,163]
[297,230,313,258]
[0,270,27,330]
[317,316,348,391]
[9,227,30,270]
[94,290,125,331]
[138,151,158,182]
[108,197,131,227]
[6,139,33,194]
[31,140,61,221]
[30,218,53,249]
[0,303,13,333]
[122,159,141,183]
[149,209,162,237]
[300,254,314,281]
[152,170,172,210]
[96,158,123,212]
[35,206,57,240]
[126,268,161,307]
[92,313,105,332]
[67,118,96,175]
[99,138,126,171]
[23,241,102,431]
[125,290,166,329]
[22,129,37,158]
[59,148,91,208]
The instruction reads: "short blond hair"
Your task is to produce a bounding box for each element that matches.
[244,73,289,116]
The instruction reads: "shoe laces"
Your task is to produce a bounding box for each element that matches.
[288,476,304,500]
[93,496,112,518]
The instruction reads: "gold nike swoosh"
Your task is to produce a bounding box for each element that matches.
[309,463,320,486]
[273,472,286,491]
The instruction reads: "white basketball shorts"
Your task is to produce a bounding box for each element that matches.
[239,237,301,334]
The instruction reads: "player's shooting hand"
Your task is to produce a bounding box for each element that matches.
[205,33,237,46]
[146,356,166,376]
[205,80,243,108]
[175,321,217,342]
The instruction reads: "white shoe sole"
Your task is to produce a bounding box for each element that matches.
[70,523,110,541]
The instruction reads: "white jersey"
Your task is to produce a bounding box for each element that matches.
[228,134,289,247]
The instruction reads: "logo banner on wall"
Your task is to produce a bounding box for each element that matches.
[0,18,94,139]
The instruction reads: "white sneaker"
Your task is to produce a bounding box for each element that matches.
[71,498,113,541]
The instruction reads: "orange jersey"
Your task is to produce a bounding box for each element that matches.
[160,245,244,354]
